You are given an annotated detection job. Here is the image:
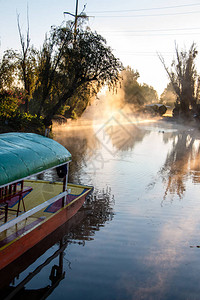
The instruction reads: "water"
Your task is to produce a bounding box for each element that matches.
[2,115,200,299]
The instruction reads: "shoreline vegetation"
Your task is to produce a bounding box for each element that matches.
[1,17,200,135]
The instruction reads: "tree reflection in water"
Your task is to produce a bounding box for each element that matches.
[52,120,149,184]
[53,122,100,183]
[159,129,200,200]
[67,187,115,244]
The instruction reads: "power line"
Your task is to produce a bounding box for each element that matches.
[114,51,174,54]
[92,10,200,18]
[87,3,200,13]
[111,51,173,57]
[100,31,200,37]
[98,27,200,37]
[98,27,200,33]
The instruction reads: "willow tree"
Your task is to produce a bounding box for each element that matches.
[159,43,200,117]
[33,24,123,126]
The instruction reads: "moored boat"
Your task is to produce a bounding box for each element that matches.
[0,132,93,270]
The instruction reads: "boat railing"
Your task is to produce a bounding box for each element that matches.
[0,190,68,234]
[0,181,33,223]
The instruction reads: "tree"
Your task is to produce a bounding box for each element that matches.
[0,90,19,118]
[0,14,37,114]
[121,67,158,108]
[0,50,17,91]
[160,83,176,106]
[16,14,38,113]
[121,67,144,107]
[140,83,159,104]
[158,43,200,117]
[33,24,123,126]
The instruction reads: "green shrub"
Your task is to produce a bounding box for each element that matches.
[0,112,45,134]
[0,90,19,118]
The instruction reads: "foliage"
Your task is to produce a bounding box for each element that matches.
[0,111,45,134]
[0,89,22,118]
[0,21,122,128]
[160,83,176,106]
[0,89,44,134]
[0,16,38,114]
[9,113,44,133]
[62,83,94,118]
[121,67,158,108]
[140,83,159,104]
[33,24,123,125]
[0,50,17,90]
[159,43,200,117]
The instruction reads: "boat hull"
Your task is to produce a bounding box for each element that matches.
[0,209,87,289]
[0,182,92,270]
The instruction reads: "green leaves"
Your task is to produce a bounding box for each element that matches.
[34,25,123,123]
[0,21,123,125]
[121,67,158,108]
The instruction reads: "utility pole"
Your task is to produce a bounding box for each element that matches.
[74,0,78,39]
[64,0,87,41]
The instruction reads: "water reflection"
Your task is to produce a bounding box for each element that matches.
[0,188,114,299]
[53,122,99,183]
[159,129,200,200]
[2,240,66,299]
[53,119,200,201]
[53,119,149,183]
[51,120,200,299]
[67,187,115,243]
[3,118,200,299]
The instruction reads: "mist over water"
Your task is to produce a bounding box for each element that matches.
[52,100,200,300]
[53,94,157,184]
[2,95,200,299]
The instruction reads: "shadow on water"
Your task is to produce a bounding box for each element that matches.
[0,188,114,299]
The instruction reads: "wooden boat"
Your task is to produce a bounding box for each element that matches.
[0,209,88,297]
[0,132,93,270]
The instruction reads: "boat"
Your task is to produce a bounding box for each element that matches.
[0,132,93,270]
[145,103,167,116]
[0,209,88,298]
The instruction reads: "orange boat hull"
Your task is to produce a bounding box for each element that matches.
[0,191,90,270]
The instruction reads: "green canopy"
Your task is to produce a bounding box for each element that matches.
[0,132,71,187]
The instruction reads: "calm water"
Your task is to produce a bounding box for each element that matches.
[2,114,200,300]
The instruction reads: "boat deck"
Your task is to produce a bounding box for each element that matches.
[0,180,90,251]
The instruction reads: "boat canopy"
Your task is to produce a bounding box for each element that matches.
[0,132,71,187]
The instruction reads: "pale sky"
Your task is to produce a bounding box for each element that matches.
[1,0,200,96]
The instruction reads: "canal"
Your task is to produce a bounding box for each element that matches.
[2,112,200,299]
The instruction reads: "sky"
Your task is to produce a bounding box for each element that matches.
[1,0,200,96]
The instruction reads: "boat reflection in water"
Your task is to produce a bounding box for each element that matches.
[0,188,114,299]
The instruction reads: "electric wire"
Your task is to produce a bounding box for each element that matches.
[92,10,200,18]
[87,3,200,13]
[98,27,200,33]
[100,32,200,37]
